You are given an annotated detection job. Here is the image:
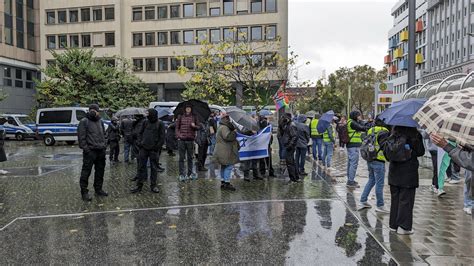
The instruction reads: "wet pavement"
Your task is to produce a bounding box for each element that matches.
[0,141,472,265]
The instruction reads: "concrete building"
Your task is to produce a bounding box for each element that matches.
[0,0,40,114]
[386,0,428,102]
[424,0,474,82]
[39,0,288,102]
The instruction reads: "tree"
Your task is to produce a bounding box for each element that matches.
[36,48,154,111]
[179,33,296,110]
[0,89,7,102]
[294,79,345,115]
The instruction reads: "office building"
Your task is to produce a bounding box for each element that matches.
[385,0,428,102]
[0,0,40,114]
[39,0,288,102]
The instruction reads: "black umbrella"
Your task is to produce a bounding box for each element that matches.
[173,99,211,123]
[225,107,259,132]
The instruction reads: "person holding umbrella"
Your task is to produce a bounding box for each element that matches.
[175,103,200,181]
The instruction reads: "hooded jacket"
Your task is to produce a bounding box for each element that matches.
[137,109,165,151]
[78,112,106,151]
[279,115,298,150]
[106,122,121,142]
[295,115,310,149]
[120,117,134,142]
[213,117,240,165]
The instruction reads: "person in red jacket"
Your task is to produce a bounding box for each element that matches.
[175,104,199,181]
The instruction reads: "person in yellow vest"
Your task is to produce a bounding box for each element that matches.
[359,119,390,213]
[322,120,336,175]
[346,110,370,188]
[310,113,323,163]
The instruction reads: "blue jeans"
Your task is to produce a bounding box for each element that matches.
[312,138,323,161]
[322,142,334,167]
[464,169,473,208]
[347,147,360,183]
[220,165,233,182]
[278,138,287,160]
[124,141,132,162]
[208,135,216,155]
[360,161,386,207]
[295,147,307,172]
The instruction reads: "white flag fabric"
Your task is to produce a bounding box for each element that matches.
[236,126,272,161]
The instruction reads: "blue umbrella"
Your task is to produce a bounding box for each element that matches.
[379,98,426,127]
[317,110,335,133]
[259,109,273,116]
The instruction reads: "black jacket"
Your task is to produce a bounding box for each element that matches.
[106,123,121,142]
[120,118,134,142]
[165,122,178,150]
[280,122,298,150]
[0,127,6,162]
[137,119,165,151]
[380,130,425,188]
[132,117,146,141]
[78,113,106,151]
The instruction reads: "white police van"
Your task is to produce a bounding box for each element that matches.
[0,114,36,141]
[36,107,110,146]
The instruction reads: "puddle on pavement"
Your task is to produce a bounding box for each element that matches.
[1,165,70,177]
[42,153,83,160]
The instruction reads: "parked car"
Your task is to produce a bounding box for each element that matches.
[36,107,110,146]
[0,114,36,141]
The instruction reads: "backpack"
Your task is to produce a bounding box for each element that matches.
[360,130,379,162]
[339,123,355,145]
[382,135,413,163]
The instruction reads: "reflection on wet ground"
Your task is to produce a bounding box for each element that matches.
[0,165,71,177]
[0,200,396,265]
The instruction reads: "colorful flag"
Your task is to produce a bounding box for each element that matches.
[236,126,272,161]
[273,81,289,110]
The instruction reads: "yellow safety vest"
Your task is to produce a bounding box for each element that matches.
[310,119,322,138]
[367,126,389,162]
[347,119,362,144]
[323,127,335,143]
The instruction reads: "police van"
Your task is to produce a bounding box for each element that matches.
[36,107,110,146]
[0,114,36,141]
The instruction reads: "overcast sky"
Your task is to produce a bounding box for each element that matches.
[289,0,396,82]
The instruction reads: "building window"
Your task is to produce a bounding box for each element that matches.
[25,70,33,89]
[158,6,167,19]
[5,12,13,45]
[58,35,67,48]
[69,10,78,22]
[266,25,276,40]
[105,7,114,20]
[158,58,168,71]
[183,4,194,17]
[183,30,194,44]
[82,34,91,47]
[171,5,180,18]
[46,11,55,24]
[15,69,23,88]
[171,31,180,44]
[224,28,234,41]
[3,67,12,87]
[146,58,156,72]
[16,30,24,49]
[158,32,168,45]
[58,10,66,24]
[184,57,195,70]
[210,7,220,16]
[252,54,263,67]
[70,35,79,47]
[237,27,248,41]
[224,0,234,15]
[170,58,181,70]
[133,33,143,46]
[251,26,262,41]
[105,32,115,46]
[47,35,56,49]
[237,0,249,14]
[196,3,207,16]
[266,0,276,12]
[133,7,142,21]
[265,53,276,66]
[251,0,262,13]
[210,29,220,43]
[145,32,155,46]
[133,58,143,71]
[81,8,91,22]
[145,6,155,20]
[93,8,102,21]
[197,29,207,43]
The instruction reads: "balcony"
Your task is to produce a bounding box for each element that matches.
[399,60,408,70]
[416,20,424,32]
[388,65,397,75]
[394,48,403,58]
[400,30,409,41]
[384,55,392,64]
[389,38,398,49]
[416,53,424,64]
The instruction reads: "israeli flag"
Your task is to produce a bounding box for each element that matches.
[237,126,272,161]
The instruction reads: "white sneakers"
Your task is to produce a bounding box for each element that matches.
[448,179,461,184]
[375,207,390,214]
[430,185,438,194]
[397,228,414,235]
[358,202,371,210]
[464,207,472,215]
[437,189,446,197]
[0,169,9,175]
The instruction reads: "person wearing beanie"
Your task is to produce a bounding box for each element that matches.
[131,108,165,194]
[175,104,199,181]
[78,104,108,201]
